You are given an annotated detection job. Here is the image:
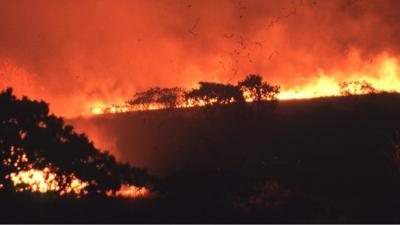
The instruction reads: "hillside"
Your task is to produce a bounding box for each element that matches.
[2,93,399,223]
[69,93,400,176]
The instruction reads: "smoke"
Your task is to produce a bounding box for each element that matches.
[1,0,400,117]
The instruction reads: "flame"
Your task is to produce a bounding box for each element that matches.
[10,168,60,193]
[2,146,148,198]
[107,184,150,198]
[279,52,400,100]
[9,167,88,195]
[4,162,149,198]
[242,89,256,102]
[2,49,400,118]
[278,75,340,100]
[91,104,106,115]
[10,167,60,193]
[84,52,400,116]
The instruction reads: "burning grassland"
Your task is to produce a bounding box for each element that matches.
[87,52,400,116]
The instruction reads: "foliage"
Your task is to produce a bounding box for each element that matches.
[185,82,244,105]
[128,87,184,109]
[0,88,148,194]
[238,74,281,102]
[124,74,280,110]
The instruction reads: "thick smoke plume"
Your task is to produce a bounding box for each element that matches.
[1,0,400,117]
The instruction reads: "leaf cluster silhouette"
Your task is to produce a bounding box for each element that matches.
[0,88,148,194]
[126,74,280,108]
[128,87,184,109]
[186,81,244,105]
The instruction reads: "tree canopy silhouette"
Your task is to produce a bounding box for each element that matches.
[238,74,280,102]
[185,81,244,105]
[128,87,184,109]
[0,88,148,194]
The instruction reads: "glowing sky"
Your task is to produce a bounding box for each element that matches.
[1,0,400,117]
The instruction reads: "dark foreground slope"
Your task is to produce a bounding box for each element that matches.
[2,94,400,223]
[70,93,400,176]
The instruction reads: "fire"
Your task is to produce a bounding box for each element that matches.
[10,168,59,193]
[107,184,149,198]
[2,146,148,198]
[4,164,149,198]
[5,167,149,198]
[278,52,400,100]
[8,167,88,195]
[85,52,400,116]
[91,105,106,115]
[90,102,165,115]
[3,146,86,195]
[278,75,340,100]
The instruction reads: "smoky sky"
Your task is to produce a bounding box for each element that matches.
[1,0,400,117]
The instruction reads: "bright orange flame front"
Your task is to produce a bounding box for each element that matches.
[9,168,88,195]
[86,52,400,116]
[107,184,149,198]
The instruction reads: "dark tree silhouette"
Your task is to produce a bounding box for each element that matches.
[128,87,184,109]
[185,82,244,105]
[0,88,148,194]
[157,87,184,108]
[339,80,378,96]
[238,74,280,102]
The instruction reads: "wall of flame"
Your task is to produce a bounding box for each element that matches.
[1,0,400,118]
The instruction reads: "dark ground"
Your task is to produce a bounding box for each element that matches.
[2,93,400,223]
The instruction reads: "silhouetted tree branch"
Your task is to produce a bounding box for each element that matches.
[238,74,280,102]
[0,88,149,195]
[185,82,244,106]
[128,87,184,109]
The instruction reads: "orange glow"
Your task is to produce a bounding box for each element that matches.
[242,89,256,102]
[107,184,150,198]
[278,52,400,99]
[9,167,88,195]
[5,167,151,198]
[91,104,106,115]
[10,168,60,193]
[86,53,400,116]
[3,147,83,196]
[3,146,149,198]
[1,1,400,119]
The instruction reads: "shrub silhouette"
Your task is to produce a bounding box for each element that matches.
[238,74,280,102]
[0,88,148,194]
[128,87,184,109]
[186,81,244,105]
